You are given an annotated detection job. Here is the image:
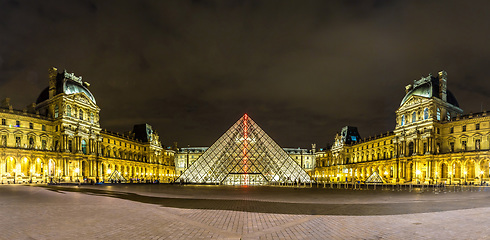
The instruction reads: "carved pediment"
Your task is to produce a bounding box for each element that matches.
[70,93,98,108]
[400,95,425,108]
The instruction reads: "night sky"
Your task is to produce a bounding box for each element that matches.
[1,1,490,149]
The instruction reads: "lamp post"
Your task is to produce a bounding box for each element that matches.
[416,170,421,184]
[75,168,80,183]
[464,171,467,185]
[435,171,438,185]
[480,171,484,186]
[107,168,112,183]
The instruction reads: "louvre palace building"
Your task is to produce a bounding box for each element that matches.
[314,71,490,185]
[0,67,175,184]
[1,67,488,186]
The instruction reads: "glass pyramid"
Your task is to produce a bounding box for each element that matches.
[177,114,312,185]
[365,171,384,183]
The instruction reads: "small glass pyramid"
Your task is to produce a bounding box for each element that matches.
[365,171,384,183]
[177,114,312,185]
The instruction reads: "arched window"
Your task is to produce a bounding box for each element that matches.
[81,140,87,154]
[408,142,414,155]
[436,108,441,120]
[67,105,71,117]
[424,108,429,120]
[401,115,405,126]
[90,113,94,123]
[54,105,59,118]
[79,109,83,120]
[412,112,417,123]
[29,137,35,148]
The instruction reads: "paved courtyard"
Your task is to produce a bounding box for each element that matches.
[1,184,490,239]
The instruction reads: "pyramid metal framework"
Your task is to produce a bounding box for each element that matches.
[177,114,312,185]
[365,171,384,183]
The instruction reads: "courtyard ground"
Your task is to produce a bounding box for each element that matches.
[0,184,489,239]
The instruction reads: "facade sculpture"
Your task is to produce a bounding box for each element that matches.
[0,68,175,184]
[314,71,489,185]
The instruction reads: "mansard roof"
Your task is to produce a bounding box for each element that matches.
[36,69,96,104]
[400,74,459,107]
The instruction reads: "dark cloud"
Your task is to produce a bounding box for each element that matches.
[0,0,489,148]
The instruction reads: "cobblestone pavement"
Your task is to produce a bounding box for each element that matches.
[0,184,489,239]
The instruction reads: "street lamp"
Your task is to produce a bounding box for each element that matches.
[480,170,484,185]
[75,168,80,183]
[464,171,467,185]
[57,169,62,183]
[416,170,421,184]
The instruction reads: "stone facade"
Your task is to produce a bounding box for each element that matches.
[314,71,490,184]
[0,68,175,184]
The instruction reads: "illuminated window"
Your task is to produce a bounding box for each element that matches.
[81,140,87,154]
[462,140,467,151]
[79,109,83,120]
[412,112,416,123]
[424,108,429,120]
[450,142,454,152]
[401,115,405,126]
[54,105,59,118]
[436,108,441,120]
[15,136,21,147]
[67,105,71,117]
[476,139,481,150]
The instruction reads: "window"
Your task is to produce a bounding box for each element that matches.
[437,108,441,120]
[476,139,481,150]
[15,121,20,127]
[412,112,417,123]
[55,125,58,132]
[81,140,87,154]
[408,142,414,155]
[79,109,83,120]
[42,140,47,150]
[42,125,46,131]
[55,140,59,151]
[423,143,427,153]
[437,128,440,134]
[67,105,71,117]
[15,136,21,147]
[1,135,6,147]
[476,123,480,130]
[450,142,455,152]
[68,140,73,152]
[401,115,405,126]
[1,119,5,125]
[424,108,429,120]
[450,127,454,133]
[462,141,467,151]
[54,105,59,118]
[462,125,466,132]
[29,137,34,148]
[90,113,94,123]
[29,123,33,129]
[447,112,450,121]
